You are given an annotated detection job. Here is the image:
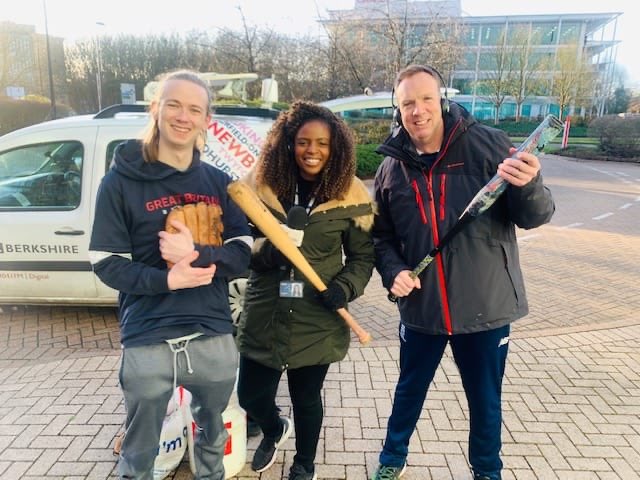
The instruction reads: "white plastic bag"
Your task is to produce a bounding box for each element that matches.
[153,386,192,480]
[146,384,247,479]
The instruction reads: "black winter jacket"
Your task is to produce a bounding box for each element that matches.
[236,170,375,370]
[373,102,555,335]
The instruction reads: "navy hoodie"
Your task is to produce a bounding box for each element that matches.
[89,140,251,347]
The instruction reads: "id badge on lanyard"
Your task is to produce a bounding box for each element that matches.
[279,280,304,298]
[280,183,313,299]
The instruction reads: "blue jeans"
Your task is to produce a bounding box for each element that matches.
[379,324,509,479]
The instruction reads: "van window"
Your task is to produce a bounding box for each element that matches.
[0,141,83,210]
[106,140,129,173]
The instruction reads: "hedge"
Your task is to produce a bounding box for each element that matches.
[0,97,74,136]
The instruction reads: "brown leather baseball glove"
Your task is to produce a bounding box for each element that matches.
[164,202,224,268]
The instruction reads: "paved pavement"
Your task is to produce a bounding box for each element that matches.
[0,155,639,479]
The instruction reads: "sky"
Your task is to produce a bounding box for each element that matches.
[1,0,638,86]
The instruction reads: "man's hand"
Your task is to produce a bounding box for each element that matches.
[159,219,195,265]
[390,270,421,298]
[167,251,217,290]
[497,148,541,187]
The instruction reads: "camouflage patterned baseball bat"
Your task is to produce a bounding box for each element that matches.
[388,114,564,303]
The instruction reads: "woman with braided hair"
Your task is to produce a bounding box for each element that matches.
[236,100,375,480]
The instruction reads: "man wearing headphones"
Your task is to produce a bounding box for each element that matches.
[370,65,555,480]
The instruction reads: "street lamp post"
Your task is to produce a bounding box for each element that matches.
[95,21,105,111]
[42,0,57,119]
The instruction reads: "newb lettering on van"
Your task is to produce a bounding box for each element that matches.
[207,121,259,172]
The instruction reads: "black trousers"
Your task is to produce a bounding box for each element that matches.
[237,355,330,469]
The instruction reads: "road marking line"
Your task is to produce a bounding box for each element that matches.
[593,212,613,220]
[619,203,633,210]
[560,222,583,229]
[616,172,630,177]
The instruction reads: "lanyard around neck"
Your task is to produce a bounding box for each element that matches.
[294,183,316,215]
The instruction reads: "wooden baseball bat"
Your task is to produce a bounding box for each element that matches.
[228,180,372,345]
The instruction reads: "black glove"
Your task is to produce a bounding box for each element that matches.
[249,238,289,272]
[319,282,347,311]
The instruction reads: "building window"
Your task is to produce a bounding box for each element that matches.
[458,51,477,70]
[481,24,504,46]
[507,23,531,43]
[478,52,498,70]
[559,22,580,44]
[452,78,473,94]
[531,22,559,45]
[463,25,479,45]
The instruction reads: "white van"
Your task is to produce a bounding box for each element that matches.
[0,103,277,321]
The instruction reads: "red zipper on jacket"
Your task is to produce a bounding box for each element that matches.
[439,174,447,221]
[421,118,462,335]
[411,179,428,224]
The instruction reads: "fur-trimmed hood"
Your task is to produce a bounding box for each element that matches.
[241,169,375,232]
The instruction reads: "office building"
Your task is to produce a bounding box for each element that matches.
[323,0,620,120]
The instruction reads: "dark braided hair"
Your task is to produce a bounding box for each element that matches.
[256,100,356,203]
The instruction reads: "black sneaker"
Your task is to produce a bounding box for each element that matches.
[250,416,293,472]
[288,462,317,480]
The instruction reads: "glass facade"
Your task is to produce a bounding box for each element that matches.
[559,22,581,44]
[531,22,559,45]
[325,6,620,120]
[481,24,505,45]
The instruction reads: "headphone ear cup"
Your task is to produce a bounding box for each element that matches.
[393,107,403,128]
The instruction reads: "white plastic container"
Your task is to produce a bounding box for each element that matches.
[222,389,247,478]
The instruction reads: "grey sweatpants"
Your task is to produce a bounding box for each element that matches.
[118,334,238,480]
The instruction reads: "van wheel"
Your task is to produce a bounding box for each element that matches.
[228,277,247,326]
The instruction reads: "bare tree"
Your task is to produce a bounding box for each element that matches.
[552,45,596,120]
[317,0,462,94]
[65,33,200,112]
[213,7,274,70]
[265,34,330,101]
[475,31,514,125]
[318,19,380,98]
[367,0,462,84]
[507,27,547,122]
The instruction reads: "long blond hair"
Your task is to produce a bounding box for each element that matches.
[141,70,212,163]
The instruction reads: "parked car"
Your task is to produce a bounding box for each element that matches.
[0,102,277,323]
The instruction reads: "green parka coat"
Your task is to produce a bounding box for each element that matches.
[236,172,375,371]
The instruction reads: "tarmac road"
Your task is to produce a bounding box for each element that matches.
[0,154,638,479]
